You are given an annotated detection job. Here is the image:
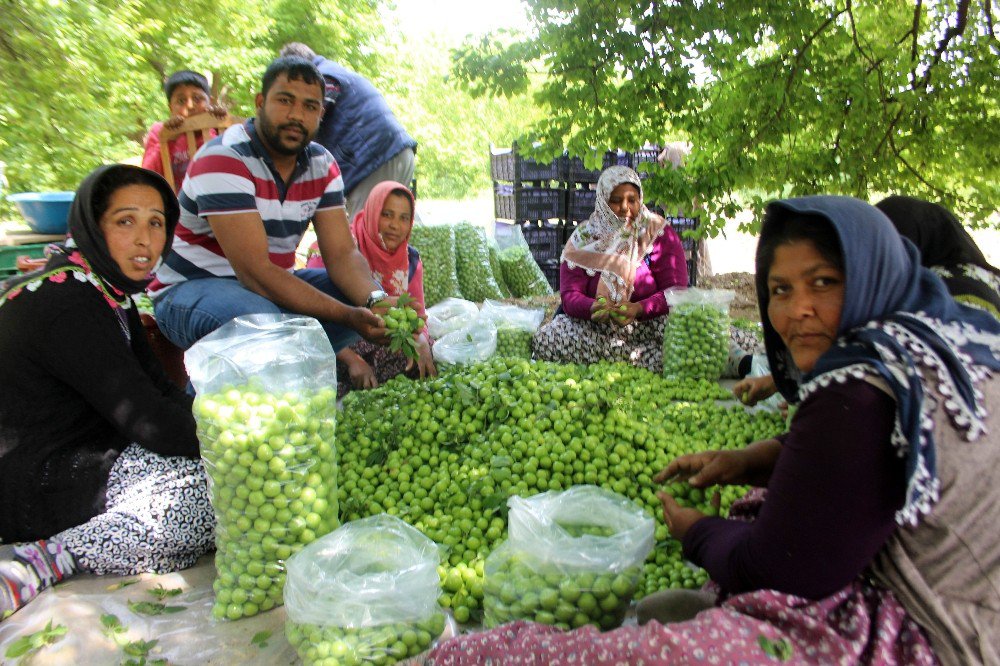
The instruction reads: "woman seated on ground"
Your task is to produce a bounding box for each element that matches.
[306,181,435,396]
[0,165,214,619]
[737,194,1000,406]
[426,196,1000,665]
[877,194,1000,318]
[532,166,688,373]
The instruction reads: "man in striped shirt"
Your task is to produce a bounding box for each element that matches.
[150,56,389,353]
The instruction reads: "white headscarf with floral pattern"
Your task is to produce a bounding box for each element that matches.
[561,166,667,304]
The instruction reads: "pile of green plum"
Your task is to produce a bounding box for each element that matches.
[286,613,446,666]
[193,383,339,620]
[662,302,731,380]
[498,245,553,297]
[494,326,533,359]
[336,359,785,625]
[454,222,505,303]
[410,224,461,307]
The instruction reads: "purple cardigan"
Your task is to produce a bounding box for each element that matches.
[683,379,906,600]
[560,227,688,320]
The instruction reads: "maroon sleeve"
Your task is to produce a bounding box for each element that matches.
[682,379,906,599]
[559,262,596,320]
[637,227,688,319]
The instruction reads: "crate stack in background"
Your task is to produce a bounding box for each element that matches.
[492,143,701,291]
[491,144,565,291]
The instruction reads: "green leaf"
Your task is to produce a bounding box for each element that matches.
[757,635,793,661]
[123,638,159,657]
[4,620,67,659]
[250,630,272,648]
[147,585,182,600]
[127,600,186,616]
[101,613,124,631]
[5,636,34,659]
[107,578,141,591]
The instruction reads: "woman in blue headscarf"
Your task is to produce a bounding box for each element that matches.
[425,196,999,665]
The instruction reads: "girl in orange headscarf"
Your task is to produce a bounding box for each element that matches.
[308,181,435,393]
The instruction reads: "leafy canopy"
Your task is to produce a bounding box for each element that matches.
[0,0,383,206]
[452,0,999,232]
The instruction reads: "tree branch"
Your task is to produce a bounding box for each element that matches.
[772,9,847,125]
[918,0,970,90]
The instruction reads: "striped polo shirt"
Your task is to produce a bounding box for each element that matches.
[150,119,345,294]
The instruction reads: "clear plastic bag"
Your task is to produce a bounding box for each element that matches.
[284,514,446,666]
[432,318,497,366]
[496,225,553,298]
[487,237,512,298]
[425,297,480,340]
[185,314,339,620]
[409,223,461,307]
[479,299,545,359]
[662,287,735,381]
[749,354,785,411]
[483,486,654,631]
[454,222,505,302]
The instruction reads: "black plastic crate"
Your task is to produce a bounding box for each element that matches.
[632,145,660,179]
[522,221,564,263]
[668,216,700,253]
[565,186,597,222]
[494,183,564,221]
[490,145,560,183]
[540,258,560,291]
[561,219,581,246]
[602,149,632,169]
[559,153,602,183]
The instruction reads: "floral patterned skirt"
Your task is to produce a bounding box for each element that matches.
[532,314,764,378]
[532,314,668,373]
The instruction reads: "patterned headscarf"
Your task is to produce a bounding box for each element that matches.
[0,165,179,305]
[561,166,667,304]
[757,196,1000,526]
[349,181,415,298]
[876,195,1000,316]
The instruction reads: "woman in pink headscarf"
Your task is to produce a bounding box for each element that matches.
[307,181,436,394]
[532,166,689,372]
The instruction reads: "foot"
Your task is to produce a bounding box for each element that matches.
[0,540,77,620]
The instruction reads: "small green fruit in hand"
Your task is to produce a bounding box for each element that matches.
[382,293,424,362]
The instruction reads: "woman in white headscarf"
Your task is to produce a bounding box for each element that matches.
[532,166,688,372]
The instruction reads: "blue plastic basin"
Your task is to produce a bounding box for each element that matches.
[8,192,75,235]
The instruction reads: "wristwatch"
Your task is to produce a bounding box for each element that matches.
[365,289,388,309]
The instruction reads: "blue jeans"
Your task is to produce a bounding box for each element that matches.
[152,270,360,352]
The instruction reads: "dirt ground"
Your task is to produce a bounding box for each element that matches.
[701,272,760,323]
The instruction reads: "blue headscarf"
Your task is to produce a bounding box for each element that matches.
[756,196,1000,525]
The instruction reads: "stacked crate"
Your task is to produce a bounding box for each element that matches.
[491,144,700,289]
[491,144,565,291]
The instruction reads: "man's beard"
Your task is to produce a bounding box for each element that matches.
[257,108,314,156]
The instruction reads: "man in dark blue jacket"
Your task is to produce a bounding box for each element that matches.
[280,43,417,217]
